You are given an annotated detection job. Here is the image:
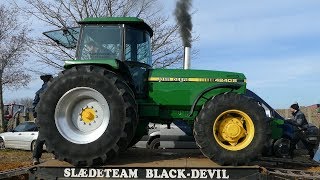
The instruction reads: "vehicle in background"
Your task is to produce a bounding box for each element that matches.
[133,123,160,149]
[0,121,41,151]
[4,103,32,131]
[134,120,197,149]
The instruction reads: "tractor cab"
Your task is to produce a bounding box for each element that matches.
[44,17,153,96]
[4,104,25,121]
[3,103,29,131]
[44,17,153,65]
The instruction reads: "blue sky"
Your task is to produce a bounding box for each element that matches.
[4,0,320,108]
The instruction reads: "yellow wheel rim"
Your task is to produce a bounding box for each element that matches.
[213,110,255,151]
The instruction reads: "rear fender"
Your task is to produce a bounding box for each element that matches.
[244,89,284,120]
[64,61,135,93]
[149,131,160,138]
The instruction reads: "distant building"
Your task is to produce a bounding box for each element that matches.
[276,104,320,127]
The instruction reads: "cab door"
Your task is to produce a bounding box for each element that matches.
[124,27,152,98]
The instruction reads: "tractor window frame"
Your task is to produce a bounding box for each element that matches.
[43,27,80,49]
[76,24,124,60]
[124,26,152,66]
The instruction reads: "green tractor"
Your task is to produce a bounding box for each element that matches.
[39,17,269,166]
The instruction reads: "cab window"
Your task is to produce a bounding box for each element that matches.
[77,25,122,60]
[125,28,152,65]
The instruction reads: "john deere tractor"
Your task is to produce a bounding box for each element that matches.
[39,17,269,166]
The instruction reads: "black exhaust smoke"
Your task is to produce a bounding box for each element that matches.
[174,0,193,47]
[175,0,192,69]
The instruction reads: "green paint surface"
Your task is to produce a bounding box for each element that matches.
[138,69,247,120]
[64,59,119,69]
[79,17,145,24]
[270,118,284,139]
[78,17,153,36]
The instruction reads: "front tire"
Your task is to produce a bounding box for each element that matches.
[194,92,269,165]
[37,65,138,166]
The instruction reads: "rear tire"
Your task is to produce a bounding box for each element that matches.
[148,138,160,149]
[194,92,269,165]
[37,65,138,166]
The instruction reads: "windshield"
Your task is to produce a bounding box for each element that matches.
[14,122,37,132]
[13,105,24,115]
[125,28,152,65]
[43,27,80,48]
[77,25,122,60]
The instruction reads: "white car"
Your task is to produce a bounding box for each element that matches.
[0,121,39,151]
[159,120,197,149]
[134,120,197,149]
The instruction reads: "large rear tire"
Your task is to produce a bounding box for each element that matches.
[194,92,269,165]
[36,65,138,166]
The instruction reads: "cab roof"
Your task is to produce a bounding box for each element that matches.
[78,17,153,37]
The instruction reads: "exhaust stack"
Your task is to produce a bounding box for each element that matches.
[184,47,191,69]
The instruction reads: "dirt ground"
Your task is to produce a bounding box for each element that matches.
[0,149,54,171]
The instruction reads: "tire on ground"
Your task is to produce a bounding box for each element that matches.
[194,92,269,165]
[36,65,138,166]
[147,138,160,149]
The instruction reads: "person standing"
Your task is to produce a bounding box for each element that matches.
[288,103,315,159]
[32,74,53,165]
